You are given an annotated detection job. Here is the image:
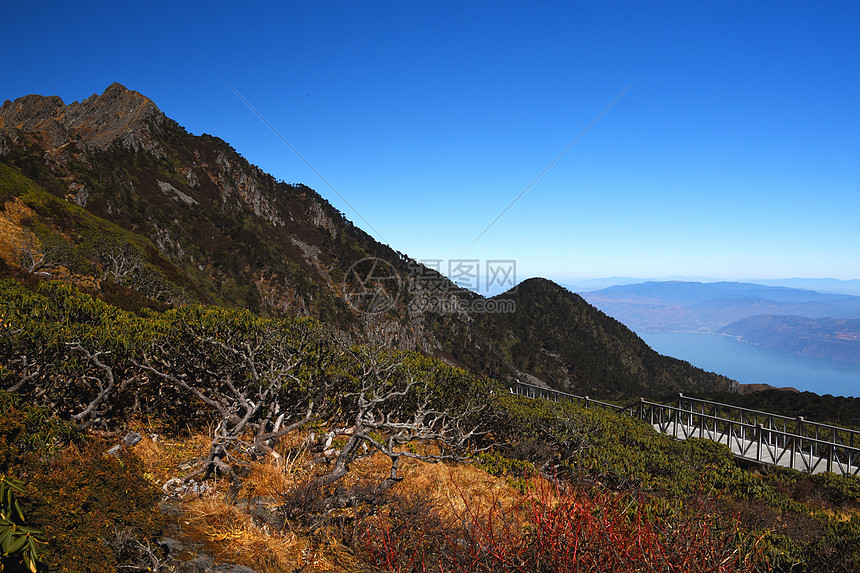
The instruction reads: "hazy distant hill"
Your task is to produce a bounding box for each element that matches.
[580,281,860,333]
[753,278,860,297]
[720,315,860,363]
[573,277,860,297]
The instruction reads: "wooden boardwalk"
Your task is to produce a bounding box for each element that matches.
[511,381,860,476]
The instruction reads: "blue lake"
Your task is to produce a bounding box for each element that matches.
[638,331,860,398]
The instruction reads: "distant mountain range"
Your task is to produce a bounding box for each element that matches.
[748,278,860,297]
[580,281,860,363]
[570,277,860,297]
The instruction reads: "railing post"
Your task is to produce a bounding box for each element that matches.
[757,423,764,463]
[673,396,680,438]
[800,416,812,466]
[790,432,796,470]
[678,392,689,427]
[796,416,806,470]
[584,395,590,410]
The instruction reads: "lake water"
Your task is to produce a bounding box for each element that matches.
[638,331,860,398]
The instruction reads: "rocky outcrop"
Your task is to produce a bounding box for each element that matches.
[0,82,168,155]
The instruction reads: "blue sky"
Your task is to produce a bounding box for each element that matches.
[3,1,859,289]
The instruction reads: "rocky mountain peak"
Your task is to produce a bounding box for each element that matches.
[0,83,169,155]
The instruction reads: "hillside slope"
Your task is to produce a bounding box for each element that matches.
[720,315,860,363]
[0,83,734,398]
[469,278,736,396]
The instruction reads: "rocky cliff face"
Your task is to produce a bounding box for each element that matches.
[1,84,348,315]
[0,83,735,398]
[1,83,168,154]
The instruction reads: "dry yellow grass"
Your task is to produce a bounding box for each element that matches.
[0,199,35,265]
[130,426,526,572]
[0,198,99,288]
[183,495,336,572]
[132,430,212,485]
[390,454,527,526]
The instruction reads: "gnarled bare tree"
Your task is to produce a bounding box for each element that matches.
[313,343,488,502]
[15,230,70,276]
[133,309,343,480]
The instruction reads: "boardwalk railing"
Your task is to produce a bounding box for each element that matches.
[510,381,624,413]
[509,381,860,476]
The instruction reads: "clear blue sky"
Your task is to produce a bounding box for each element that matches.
[3,1,859,289]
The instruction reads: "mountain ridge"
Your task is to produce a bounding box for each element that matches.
[0,83,736,398]
[582,280,860,334]
[472,278,736,394]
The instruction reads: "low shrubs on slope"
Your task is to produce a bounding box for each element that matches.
[2,278,860,571]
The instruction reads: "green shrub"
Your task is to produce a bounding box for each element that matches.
[23,442,166,573]
[0,475,45,573]
[477,452,536,479]
[0,392,81,473]
[813,472,860,504]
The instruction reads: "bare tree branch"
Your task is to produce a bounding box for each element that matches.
[133,315,337,481]
[5,354,40,393]
[68,343,119,429]
[315,346,488,489]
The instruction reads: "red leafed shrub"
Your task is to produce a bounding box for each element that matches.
[364,479,768,573]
